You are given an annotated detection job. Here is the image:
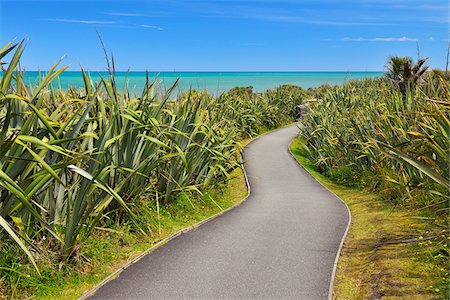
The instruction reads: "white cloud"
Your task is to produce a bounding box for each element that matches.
[230,12,394,26]
[44,18,164,30]
[140,24,164,30]
[341,36,418,42]
[47,18,116,24]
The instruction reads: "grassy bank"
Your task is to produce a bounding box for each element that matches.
[297,66,449,298]
[290,138,449,299]
[291,137,448,299]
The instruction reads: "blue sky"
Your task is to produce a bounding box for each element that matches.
[0,0,448,71]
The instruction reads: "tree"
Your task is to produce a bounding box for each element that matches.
[385,56,429,96]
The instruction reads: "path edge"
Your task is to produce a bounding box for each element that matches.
[287,129,352,300]
[78,123,295,300]
[78,155,251,300]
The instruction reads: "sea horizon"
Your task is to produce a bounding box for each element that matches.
[21,71,384,93]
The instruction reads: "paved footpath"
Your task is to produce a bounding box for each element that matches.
[90,124,350,299]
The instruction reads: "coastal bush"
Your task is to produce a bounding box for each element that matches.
[302,74,449,215]
[300,69,449,297]
[207,84,307,139]
[385,56,429,96]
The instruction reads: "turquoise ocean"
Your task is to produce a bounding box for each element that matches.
[24,71,383,93]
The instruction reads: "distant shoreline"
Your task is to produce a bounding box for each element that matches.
[22,70,385,73]
[18,71,384,92]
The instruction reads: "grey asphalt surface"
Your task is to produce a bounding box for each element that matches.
[89,124,350,300]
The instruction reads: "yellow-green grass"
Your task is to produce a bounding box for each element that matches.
[2,166,247,300]
[290,137,448,299]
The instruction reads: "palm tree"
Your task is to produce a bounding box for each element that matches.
[385,56,429,96]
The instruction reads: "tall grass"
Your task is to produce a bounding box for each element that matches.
[301,71,449,297]
[0,39,305,290]
[302,74,449,215]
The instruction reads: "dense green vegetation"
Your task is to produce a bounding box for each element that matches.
[1,38,448,299]
[302,62,449,213]
[291,138,447,299]
[0,41,308,298]
[301,57,449,297]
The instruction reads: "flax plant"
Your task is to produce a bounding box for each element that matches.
[1,39,302,279]
[302,75,449,212]
[0,41,236,266]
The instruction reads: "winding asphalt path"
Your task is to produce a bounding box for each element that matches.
[89,124,350,299]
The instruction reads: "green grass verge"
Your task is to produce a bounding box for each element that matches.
[290,137,448,300]
[1,166,247,300]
